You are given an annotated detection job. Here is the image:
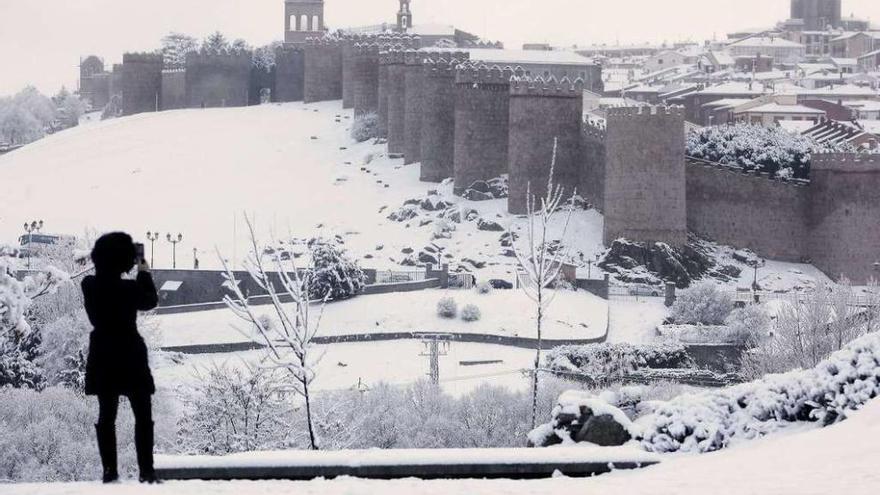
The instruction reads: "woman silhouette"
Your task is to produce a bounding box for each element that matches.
[82,232,160,483]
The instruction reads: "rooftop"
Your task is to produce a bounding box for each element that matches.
[426,48,593,66]
[738,102,825,114]
[728,37,804,48]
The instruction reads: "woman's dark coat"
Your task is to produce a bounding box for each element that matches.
[82,271,159,396]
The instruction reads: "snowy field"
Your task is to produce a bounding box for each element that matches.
[157,288,608,347]
[154,340,537,397]
[7,397,879,494]
[0,101,603,282]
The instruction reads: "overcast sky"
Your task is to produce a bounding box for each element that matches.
[1,0,879,95]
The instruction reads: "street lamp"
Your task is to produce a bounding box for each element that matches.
[145,231,160,267]
[752,258,766,303]
[22,220,43,270]
[166,233,183,269]
[193,247,200,270]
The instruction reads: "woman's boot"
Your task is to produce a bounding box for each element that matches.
[135,420,161,484]
[94,423,119,483]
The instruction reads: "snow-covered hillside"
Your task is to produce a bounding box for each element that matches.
[0,101,829,290]
[0,102,601,281]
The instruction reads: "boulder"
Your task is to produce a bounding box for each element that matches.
[477,218,505,232]
[529,391,633,448]
[418,252,439,265]
[467,180,491,194]
[489,279,513,289]
[463,189,493,202]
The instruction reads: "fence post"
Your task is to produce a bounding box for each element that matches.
[440,263,449,289]
[664,282,676,307]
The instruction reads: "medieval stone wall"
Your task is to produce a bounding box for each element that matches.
[604,106,687,246]
[580,122,606,210]
[419,54,468,182]
[275,45,305,102]
[686,159,810,262]
[507,76,584,214]
[385,50,407,153]
[352,43,381,117]
[808,153,880,283]
[121,53,163,116]
[160,70,187,110]
[304,37,343,103]
[185,50,252,108]
[453,64,514,194]
[403,50,425,164]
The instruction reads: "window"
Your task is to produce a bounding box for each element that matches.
[289,15,296,31]
[312,15,320,31]
[300,14,308,31]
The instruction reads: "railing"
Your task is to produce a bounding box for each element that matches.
[374,269,427,284]
[730,290,880,308]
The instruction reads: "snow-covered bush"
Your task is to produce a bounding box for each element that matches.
[686,123,855,179]
[36,310,90,390]
[350,112,378,142]
[177,362,294,454]
[460,304,481,322]
[724,303,771,346]
[546,343,693,384]
[741,285,880,379]
[307,238,367,301]
[637,330,880,453]
[0,386,177,481]
[671,281,734,325]
[436,297,457,319]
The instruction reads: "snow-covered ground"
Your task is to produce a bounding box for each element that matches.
[7,397,879,494]
[0,101,603,282]
[0,100,827,293]
[154,341,537,397]
[157,288,608,347]
[606,298,668,343]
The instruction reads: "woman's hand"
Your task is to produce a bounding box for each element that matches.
[137,259,151,272]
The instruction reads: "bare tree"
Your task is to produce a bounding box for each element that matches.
[508,138,575,428]
[219,216,325,450]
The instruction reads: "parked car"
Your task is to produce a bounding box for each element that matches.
[628,284,661,297]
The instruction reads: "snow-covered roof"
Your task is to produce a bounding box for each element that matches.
[847,100,880,112]
[701,98,754,109]
[778,120,818,134]
[460,48,592,66]
[859,119,880,134]
[728,37,804,48]
[698,81,769,95]
[737,103,825,114]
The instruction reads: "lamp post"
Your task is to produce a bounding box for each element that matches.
[22,220,43,270]
[193,247,199,270]
[752,258,766,303]
[145,231,160,267]
[166,233,183,269]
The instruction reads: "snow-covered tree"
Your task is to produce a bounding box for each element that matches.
[230,38,251,52]
[0,104,42,145]
[219,216,325,449]
[202,31,230,52]
[253,41,282,70]
[177,361,294,454]
[160,32,199,69]
[686,123,856,179]
[671,281,735,325]
[508,138,576,428]
[742,282,880,378]
[306,237,366,301]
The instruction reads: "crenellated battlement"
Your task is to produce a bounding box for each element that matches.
[404,49,424,66]
[686,157,810,188]
[811,152,880,173]
[123,52,163,65]
[380,47,407,65]
[455,63,519,86]
[423,56,468,78]
[581,118,607,141]
[605,105,685,119]
[185,49,252,67]
[509,75,584,98]
[354,42,384,56]
[305,35,342,47]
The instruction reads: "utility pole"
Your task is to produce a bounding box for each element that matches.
[419,334,449,385]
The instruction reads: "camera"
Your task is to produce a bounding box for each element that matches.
[134,243,145,264]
